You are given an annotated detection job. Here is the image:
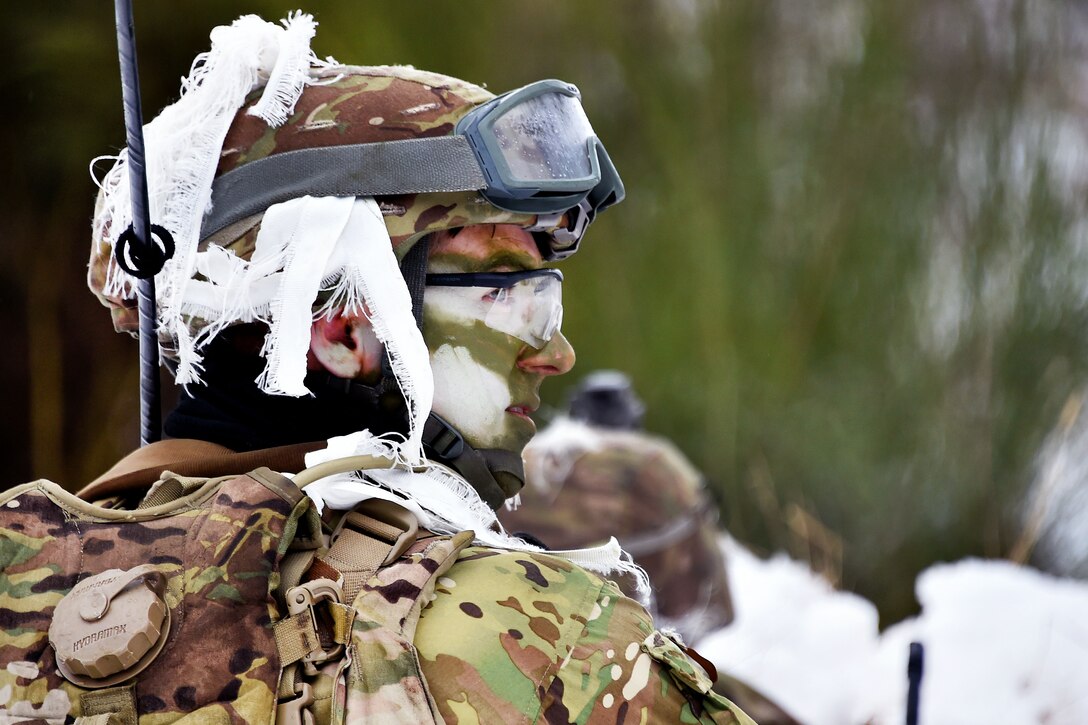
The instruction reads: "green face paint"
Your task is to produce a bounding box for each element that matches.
[423,225,573,454]
[424,296,540,453]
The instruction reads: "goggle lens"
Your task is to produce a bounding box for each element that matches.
[492,92,597,183]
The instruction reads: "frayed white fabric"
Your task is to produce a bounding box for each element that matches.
[90,11,332,384]
[301,431,652,604]
[247,12,318,126]
[172,195,433,460]
[254,196,356,397]
[316,199,433,460]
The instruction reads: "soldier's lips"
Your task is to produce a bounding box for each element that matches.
[506,405,536,421]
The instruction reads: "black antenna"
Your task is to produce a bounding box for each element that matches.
[113,0,174,446]
[906,641,924,725]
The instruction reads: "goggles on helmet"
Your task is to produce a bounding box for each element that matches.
[424,269,563,349]
[202,80,624,260]
[456,80,623,215]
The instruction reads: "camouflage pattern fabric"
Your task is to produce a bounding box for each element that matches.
[0,438,753,723]
[323,530,474,723]
[500,426,734,643]
[304,526,752,724]
[413,545,754,724]
[88,65,546,340]
[0,469,315,723]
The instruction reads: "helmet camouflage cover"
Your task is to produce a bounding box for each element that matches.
[501,422,735,642]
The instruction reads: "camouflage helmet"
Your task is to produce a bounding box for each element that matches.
[501,420,734,642]
[89,63,590,337]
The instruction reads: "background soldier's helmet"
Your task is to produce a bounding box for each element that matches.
[89,64,577,339]
[502,420,735,643]
[567,370,647,430]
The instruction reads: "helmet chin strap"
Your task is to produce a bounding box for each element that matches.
[420,412,525,509]
[305,232,526,510]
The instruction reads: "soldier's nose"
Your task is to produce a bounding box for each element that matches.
[518,332,575,377]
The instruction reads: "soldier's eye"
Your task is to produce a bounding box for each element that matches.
[484,287,509,303]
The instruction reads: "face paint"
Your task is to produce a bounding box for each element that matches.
[424,301,539,452]
[429,344,515,448]
[423,224,573,455]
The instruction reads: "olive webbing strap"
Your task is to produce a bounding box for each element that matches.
[79,684,137,724]
[202,137,486,240]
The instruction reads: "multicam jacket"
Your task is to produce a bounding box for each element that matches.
[0,441,754,724]
[415,544,750,724]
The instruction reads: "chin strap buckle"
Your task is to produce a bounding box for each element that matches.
[423,413,465,460]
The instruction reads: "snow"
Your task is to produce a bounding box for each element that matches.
[697,541,1088,725]
[862,559,1088,725]
[697,536,881,724]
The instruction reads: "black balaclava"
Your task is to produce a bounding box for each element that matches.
[164,324,400,451]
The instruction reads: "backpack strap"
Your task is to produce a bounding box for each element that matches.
[274,497,474,725]
[336,527,475,724]
[319,498,421,601]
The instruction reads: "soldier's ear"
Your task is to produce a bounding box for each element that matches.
[309,309,385,380]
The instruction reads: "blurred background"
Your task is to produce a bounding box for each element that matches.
[3,0,1087,628]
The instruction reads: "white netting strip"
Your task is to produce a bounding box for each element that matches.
[90,12,333,384]
[315,198,434,461]
[254,196,355,396]
[300,431,651,604]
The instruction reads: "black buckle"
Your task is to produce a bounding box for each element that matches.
[423,413,465,460]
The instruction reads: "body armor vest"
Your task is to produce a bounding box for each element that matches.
[0,453,460,724]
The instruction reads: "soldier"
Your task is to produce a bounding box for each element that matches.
[0,13,753,724]
[504,372,803,725]
[501,371,735,644]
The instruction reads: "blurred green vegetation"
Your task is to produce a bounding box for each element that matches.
[2,1,1085,624]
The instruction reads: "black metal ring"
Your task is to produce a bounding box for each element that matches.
[115,223,175,278]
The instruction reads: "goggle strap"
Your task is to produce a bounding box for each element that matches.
[202,136,487,239]
[400,235,430,329]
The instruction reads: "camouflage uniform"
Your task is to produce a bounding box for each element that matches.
[501,421,735,645]
[0,454,754,723]
[0,18,757,723]
[416,545,749,723]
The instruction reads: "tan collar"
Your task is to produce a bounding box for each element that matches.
[79,438,323,501]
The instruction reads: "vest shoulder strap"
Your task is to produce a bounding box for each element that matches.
[276,498,474,725]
